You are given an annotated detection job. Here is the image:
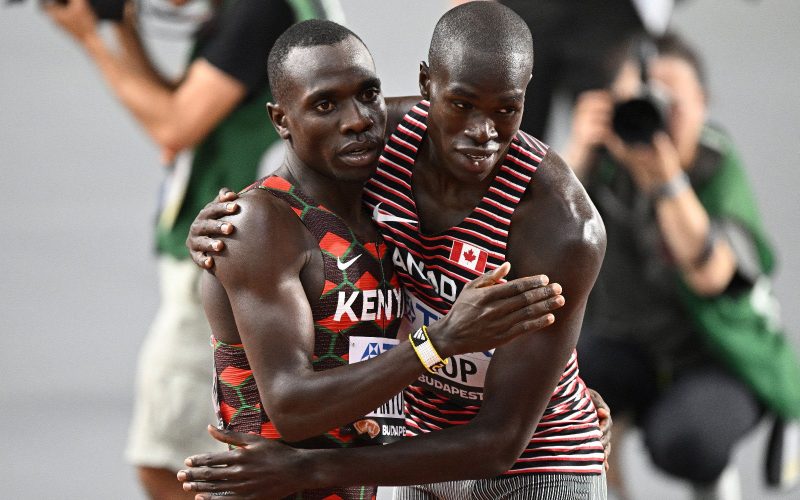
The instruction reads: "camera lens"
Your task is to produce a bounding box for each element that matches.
[612,97,667,145]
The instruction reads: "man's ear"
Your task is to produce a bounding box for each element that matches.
[267,102,290,140]
[418,61,431,100]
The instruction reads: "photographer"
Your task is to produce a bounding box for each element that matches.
[564,33,800,499]
[43,0,340,498]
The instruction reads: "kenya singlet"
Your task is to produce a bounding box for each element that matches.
[212,176,405,499]
[363,101,605,476]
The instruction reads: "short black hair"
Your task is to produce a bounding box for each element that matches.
[654,32,707,89]
[428,2,533,75]
[267,19,365,101]
[618,32,707,89]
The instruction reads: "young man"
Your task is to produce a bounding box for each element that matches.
[197,18,569,500]
[182,3,608,498]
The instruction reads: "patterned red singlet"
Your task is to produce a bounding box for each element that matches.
[212,175,404,500]
[363,101,605,476]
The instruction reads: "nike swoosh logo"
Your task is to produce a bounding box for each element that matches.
[337,253,362,271]
[372,203,417,224]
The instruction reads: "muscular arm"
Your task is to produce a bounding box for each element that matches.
[385,96,422,138]
[300,151,607,485]
[211,190,562,443]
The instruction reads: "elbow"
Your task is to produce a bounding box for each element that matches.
[682,262,736,298]
[264,391,326,443]
[153,124,198,155]
[264,401,315,443]
[468,427,530,477]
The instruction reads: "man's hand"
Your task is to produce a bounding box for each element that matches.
[178,426,302,500]
[428,262,565,358]
[562,90,614,177]
[44,0,99,44]
[187,187,240,269]
[588,388,613,470]
[606,131,683,194]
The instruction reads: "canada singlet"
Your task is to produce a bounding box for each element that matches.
[363,101,605,475]
[212,176,404,499]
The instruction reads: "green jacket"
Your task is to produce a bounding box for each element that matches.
[677,127,800,418]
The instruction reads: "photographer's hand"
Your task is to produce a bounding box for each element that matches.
[606,131,682,194]
[562,90,614,179]
[44,0,99,44]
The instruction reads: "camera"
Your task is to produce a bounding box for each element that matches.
[611,40,671,145]
[7,0,126,21]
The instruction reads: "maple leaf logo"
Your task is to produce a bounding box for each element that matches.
[463,248,476,262]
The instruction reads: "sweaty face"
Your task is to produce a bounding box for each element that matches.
[423,49,528,184]
[279,36,387,183]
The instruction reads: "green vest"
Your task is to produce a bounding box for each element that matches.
[156,0,338,259]
[677,128,800,418]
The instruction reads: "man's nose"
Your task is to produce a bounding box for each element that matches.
[464,116,498,144]
[340,100,374,134]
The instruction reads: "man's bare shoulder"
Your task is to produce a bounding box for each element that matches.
[213,188,312,284]
[508,149,606,279]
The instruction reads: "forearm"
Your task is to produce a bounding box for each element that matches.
[655,187,736,294]
[299,420,510,487]
[80,31,178,149]
[269,339,427,442]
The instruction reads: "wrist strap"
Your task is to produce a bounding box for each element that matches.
[409,326,448,373]
[651,171,690,202]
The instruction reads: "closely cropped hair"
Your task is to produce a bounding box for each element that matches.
[617,31,708,89]
[654,32,707,89]
[267,19,364,101]
[428,1,533,73]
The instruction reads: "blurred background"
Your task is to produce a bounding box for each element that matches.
[1,0,798,498]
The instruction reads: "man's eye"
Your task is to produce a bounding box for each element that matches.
[497,107,518,115]
[361,88,380,101]
[315,101,334,112]
[453,101,471,110]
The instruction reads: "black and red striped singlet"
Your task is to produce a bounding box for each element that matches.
[212,176,404,499]
[363,101,605,475]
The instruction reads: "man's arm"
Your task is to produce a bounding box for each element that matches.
[44,0,268,162]
[385,96,423,139]
[180,151,607,496]
[213,189,567,442]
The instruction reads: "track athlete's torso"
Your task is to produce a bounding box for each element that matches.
[363,101,605,475]
[212,175,404,499]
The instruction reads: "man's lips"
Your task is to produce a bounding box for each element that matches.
[339,140,380,156]
[457,148,499,162]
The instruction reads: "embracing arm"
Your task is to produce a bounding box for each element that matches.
[297,151,607,485]
[213,191,565,443]
[181,153,607,497]
[385,96,422,137]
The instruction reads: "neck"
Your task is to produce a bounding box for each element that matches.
[416,136,501,209]
[278,150,369,227]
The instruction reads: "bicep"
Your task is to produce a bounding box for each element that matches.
[211,198,318,404]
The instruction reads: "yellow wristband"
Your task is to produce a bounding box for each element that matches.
[409,326,448,373]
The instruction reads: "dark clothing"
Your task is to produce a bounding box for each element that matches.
[195,0,294,98]
[579,333,762,483]
[577,126,772,482]
[500,0,644,139]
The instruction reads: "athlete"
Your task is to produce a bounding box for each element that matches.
[181,3,608,498]
[197,18,570,500]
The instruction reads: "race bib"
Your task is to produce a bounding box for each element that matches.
[345,336,406,444]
